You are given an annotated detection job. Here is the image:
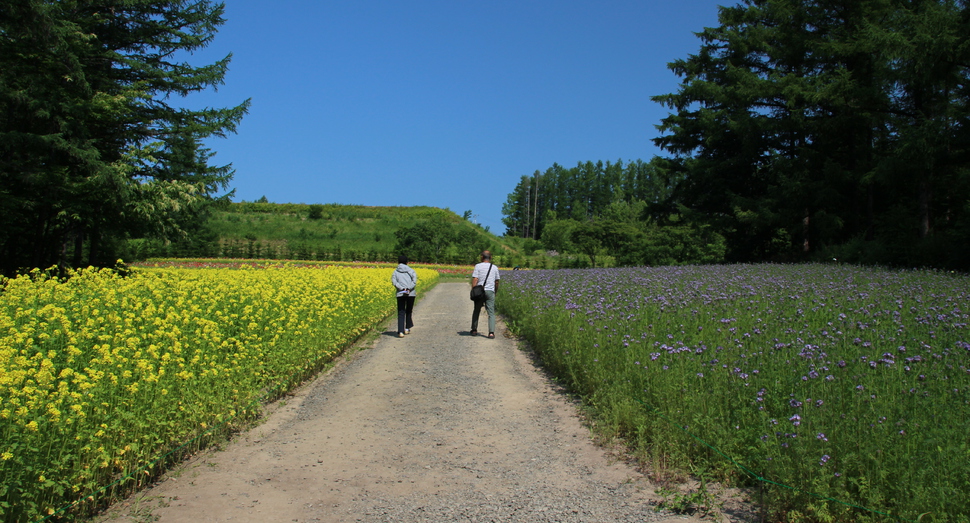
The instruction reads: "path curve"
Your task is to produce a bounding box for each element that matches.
[98,282,726,523]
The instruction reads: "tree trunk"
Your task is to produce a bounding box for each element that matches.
[73,231,84,268]
[866,185,875,241]
[918,177,932,238]
[802,208,811,253]
[89,226,101,267]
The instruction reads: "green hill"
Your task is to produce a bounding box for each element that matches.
[125,203,503,264]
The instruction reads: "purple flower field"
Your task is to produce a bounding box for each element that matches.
[498,264,969,522]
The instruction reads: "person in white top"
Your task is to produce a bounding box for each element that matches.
[470,250,500,338]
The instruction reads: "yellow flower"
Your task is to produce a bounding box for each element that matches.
[1,262,440,514]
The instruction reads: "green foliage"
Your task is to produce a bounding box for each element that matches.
[502,158,725,267]
[617,223,727,267]
[502,159,675,240]
[0,0,249,276]
[307,204,325,220]
[128,203,502,264]
[538,216,577,253]
[655,480,722,518]
[652,0,970,270]
[530,211,726,268]
[394,214,491,264]
[571,221,606,268]
[503,1,970,271]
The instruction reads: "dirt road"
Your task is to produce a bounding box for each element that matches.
[97,282,730,522]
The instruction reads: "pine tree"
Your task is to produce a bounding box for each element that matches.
[0,0,249,274]
[651,0,970,266]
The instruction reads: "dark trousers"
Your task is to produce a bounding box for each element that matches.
[397,295,415,334]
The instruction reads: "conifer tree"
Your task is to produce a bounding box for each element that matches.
[0,0,249,274]
[653,0,970,267]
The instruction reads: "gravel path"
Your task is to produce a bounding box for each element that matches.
[98,282,738,523]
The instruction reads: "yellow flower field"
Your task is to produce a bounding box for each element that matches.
[0,264,437,522]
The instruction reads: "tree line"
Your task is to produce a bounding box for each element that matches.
[0,0,248,276]
[504,0,970,270]
[501,159,725,267]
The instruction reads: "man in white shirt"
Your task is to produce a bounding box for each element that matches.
[470,250,500,338]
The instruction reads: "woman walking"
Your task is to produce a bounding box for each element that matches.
[391,255,418,337]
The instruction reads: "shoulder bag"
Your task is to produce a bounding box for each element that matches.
[470,263,492,302]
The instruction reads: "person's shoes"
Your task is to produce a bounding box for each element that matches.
[398,332,405,338]
[487,333,495,339]
[470,330,478,335]
[405,329,410,335]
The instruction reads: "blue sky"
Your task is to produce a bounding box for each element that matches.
[185,0,726,234]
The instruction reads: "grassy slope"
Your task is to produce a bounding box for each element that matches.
[208,203,503,262]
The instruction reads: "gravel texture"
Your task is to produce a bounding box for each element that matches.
[97,282,748,523]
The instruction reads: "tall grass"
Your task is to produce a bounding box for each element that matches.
[498,264,969,522]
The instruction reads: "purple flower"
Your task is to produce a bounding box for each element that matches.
[820,454,831,465]
[790,414,802,426]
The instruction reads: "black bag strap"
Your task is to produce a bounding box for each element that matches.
[478,262,492,289]
[479,263,493,286]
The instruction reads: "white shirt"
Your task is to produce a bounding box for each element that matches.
[472,262,500,291]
